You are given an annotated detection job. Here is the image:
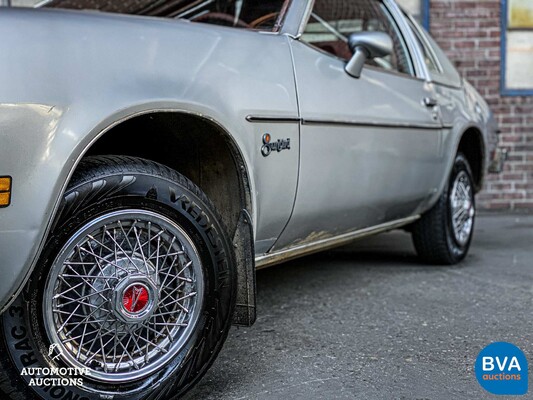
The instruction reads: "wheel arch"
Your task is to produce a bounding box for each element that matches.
[456,126,486,193]
[79,110,257,326]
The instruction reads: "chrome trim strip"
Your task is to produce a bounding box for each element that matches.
[246,115,301,123]
[246,115,443,130]
[302,118,442,130]
[297,0,315,37]
[363,64,427,83]
[383,0,429,80]
[280,0,314,37]
[255,215,420,268]
[430,79,463,91]
[404,12,444,75]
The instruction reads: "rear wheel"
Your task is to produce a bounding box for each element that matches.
[412,153,476,265]
[0,156,236,400]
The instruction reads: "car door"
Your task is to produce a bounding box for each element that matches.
[272,0,446,250]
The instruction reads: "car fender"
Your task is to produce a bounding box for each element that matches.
[0,8,300,312]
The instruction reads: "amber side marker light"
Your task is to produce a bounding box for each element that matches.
[0,176,12,207]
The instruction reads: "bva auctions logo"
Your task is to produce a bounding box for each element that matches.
[475,342,528,395]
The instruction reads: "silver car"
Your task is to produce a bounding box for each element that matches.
[0,0,496,399]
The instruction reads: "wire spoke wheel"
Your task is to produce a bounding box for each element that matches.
[450,170,475,246]
[43,209,204,383]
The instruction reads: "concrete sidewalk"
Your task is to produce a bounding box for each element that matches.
[187,214,533,400]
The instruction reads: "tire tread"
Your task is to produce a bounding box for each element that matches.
[412,153,474,265]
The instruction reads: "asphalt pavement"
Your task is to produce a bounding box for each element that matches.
[186,214,533,400]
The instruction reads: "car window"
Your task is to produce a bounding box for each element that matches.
[405,15,441,73]
[301,0,413,75]
[404,12,462,87]
[41,0,291,32]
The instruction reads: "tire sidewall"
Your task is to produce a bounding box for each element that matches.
[1,163,235,400]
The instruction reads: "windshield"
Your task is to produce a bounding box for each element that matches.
[39,0,291,31]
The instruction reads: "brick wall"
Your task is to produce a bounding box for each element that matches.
[429,0,533,210]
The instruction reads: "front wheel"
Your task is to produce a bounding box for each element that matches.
[411,153,476,265]
[0,156,236,400]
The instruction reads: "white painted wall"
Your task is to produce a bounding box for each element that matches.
[506,31,533,89]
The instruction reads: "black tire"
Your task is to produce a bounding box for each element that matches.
[412,153,476,265]
[0,156,236,400]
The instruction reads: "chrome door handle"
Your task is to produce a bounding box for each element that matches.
[424,97,438,107]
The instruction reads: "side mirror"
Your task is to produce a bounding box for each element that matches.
[345,31,393,78]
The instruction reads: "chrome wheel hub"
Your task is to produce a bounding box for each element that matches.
[450,171,475,246]
[112,274,159,324]
[43,210,204,383]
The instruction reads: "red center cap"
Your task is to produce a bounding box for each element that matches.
[122,284,150,313]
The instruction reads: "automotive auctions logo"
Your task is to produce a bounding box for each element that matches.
[21,366,89,387]
[475,342,528,395]
[19,343,89,387]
